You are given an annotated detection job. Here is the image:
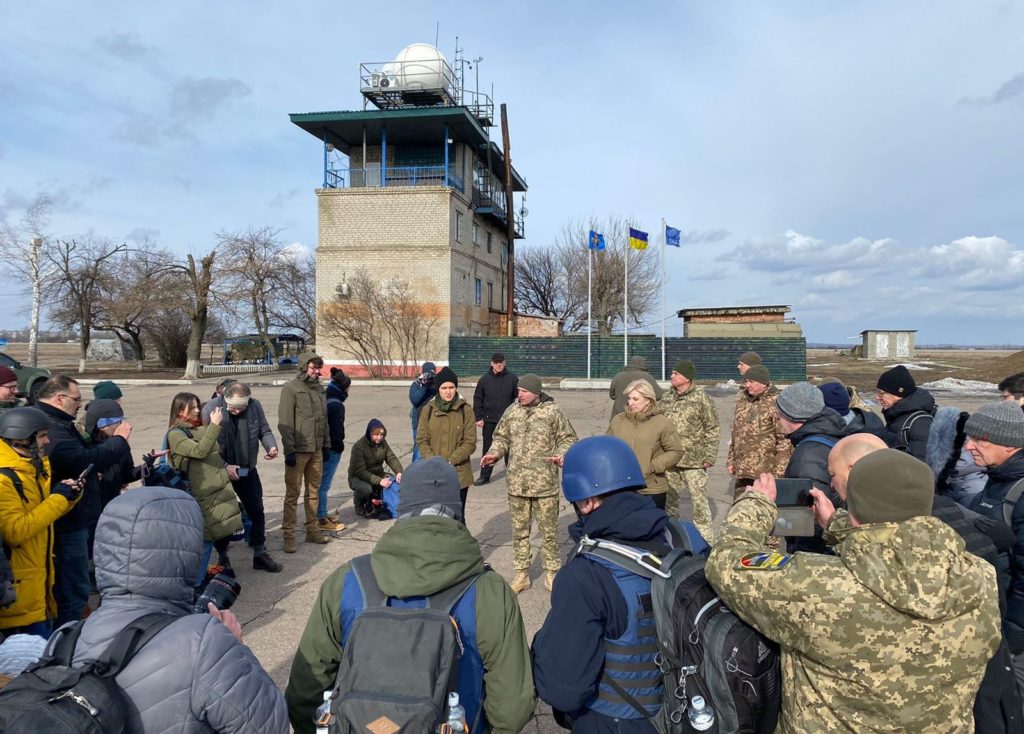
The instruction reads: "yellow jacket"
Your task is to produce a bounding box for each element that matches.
[0,440,73,629]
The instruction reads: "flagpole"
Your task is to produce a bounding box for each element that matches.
[660,218,666,381]
[624,233,629,364]
[587,244,593,380]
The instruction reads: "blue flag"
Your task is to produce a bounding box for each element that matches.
[666,225,681,247]
[588,230,606,250]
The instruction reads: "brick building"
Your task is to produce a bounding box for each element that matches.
[676,305,803,338]
[290,44,526,373]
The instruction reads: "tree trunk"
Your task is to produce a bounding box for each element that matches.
[78,323,89,374]
[184,308,208,379]
[28,278,41,367]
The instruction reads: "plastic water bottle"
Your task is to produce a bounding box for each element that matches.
[688,695,714,731]
[314,690,333,734]
[446,691,466,732]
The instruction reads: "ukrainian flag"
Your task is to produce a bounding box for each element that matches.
[628,227,649,251]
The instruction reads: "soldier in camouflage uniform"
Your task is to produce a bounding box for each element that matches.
[727,364,791,498]
[0,367,22,418]
[658,360,719,539]
[707,450,1001,733]
[481,373,577,594]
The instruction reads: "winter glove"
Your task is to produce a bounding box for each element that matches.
[52,480,83,502]
[284,452,296,467]
[322,447,331,463]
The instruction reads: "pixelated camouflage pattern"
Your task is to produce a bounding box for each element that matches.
[658,384,720,468]
[727,385,791,479]
[707,492,1001,734]
[666,468,712,540]
[487,394,577,498]
[509,495,561,571]
[0,399,25,420]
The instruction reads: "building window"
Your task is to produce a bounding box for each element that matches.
[472,222,479,245]
[455,211,463,242]
[486,232,492,254]
[487,281,494,308]
[474,278,482,306]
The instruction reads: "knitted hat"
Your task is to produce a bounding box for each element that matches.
[0,366,17,387]
[435,366,458,388]
[739,351,762,367]
[330,367,352,392]
[777,382,825,422]
[744,364,770,385]
[92,380,123,401]
[672,360,695,381]
[965,401,1024,448]
[846,449,934,524]
[85,398,124,434]
[876,365,916,397]
[819,382,851,415]
[397,457,463,521]
[519,373,543,395]
[421,361,436,374]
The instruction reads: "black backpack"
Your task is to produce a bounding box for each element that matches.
[142,428,192,492]
[324,555,484,733]
[579,525,781,734]
[0,612,177,733]
[0,468,26,607]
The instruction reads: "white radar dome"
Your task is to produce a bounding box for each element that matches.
[390,43,453,91]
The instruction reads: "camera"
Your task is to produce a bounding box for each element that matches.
[193,570,241,614]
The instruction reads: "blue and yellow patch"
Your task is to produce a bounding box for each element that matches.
[739,552,794,570]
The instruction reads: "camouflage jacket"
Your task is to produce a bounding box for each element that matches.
[0,398,24,419]
[727,386,791,478]
[658,385,720,469]
[707,494,1001,734]
[488,394,577,498]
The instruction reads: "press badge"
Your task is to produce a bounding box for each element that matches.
[739,552,794,570]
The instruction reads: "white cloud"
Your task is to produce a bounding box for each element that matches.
[720,230,898,273]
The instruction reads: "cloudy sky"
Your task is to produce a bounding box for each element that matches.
[2,1,1022,344]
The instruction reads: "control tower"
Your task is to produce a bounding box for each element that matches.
[290,43,527,374]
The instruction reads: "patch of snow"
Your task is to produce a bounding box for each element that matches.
[921,378,998,394]
[884,361,959,370]
[716,379,740,389]
[808,362,839,367]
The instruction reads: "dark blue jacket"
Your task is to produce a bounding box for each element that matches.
[409,376,437,429]
[326,380,348,454]
[532,491,670,734]
[784,409,846,555]
[39,401,130,534]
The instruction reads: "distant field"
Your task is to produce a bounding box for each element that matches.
[1,342,222,379]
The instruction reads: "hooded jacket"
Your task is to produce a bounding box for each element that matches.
[348,420,403,488]
[608,359,664,418]
[606,406,684,494]
[707,493,1001,733]
[783,408,848,554]
[44,487,289,733]
[286,515,534,734]
[417,394,477,489]
[533,491,671,734]
[167,421,242,542]
[0,442,72,629]
[277,352,327,454]
[882,388,936,462]
[325,379,348,454]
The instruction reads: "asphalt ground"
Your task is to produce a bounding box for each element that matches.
[87,380,998,732]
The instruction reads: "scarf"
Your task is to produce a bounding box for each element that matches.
[432,394,459,413]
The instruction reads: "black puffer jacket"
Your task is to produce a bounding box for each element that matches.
[473,368,518,423]
[844,407,887,440]
[882,388,936,462]
[784,408,847,554]
[326,380,348,453]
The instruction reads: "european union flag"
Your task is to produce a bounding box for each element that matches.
[628,227,649,251]
[588,230,606,250]
[666,225,681,247]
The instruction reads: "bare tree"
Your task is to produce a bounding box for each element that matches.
[46,235,127,373]
[515,216,659,335]
[318,269,438,377]
[0,194,58,366]
[217,226,285,360]
[270,252,316,340]
[178,251,217,379]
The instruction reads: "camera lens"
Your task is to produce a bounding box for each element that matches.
[193,572,241,614]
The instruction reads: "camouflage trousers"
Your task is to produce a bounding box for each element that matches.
[508,495,561,572]
[667,469,713,541]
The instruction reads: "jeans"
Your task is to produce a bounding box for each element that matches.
[54,528,91,627]
[318,450,342,519]
[195,537,231,588]
[3,620,52,640]
[231,469,267,549]
[411,425,421,463]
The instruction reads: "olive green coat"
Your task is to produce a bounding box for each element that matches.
[277,357,327,454]
[416,395,477,489]
[168,422,242,542]
[606,406,685,494]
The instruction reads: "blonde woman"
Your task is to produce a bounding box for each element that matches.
[606,379,684,510]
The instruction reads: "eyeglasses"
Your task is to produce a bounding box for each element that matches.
[59,393,82,403]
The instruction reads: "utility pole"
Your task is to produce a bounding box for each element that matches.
[501,103,515,336]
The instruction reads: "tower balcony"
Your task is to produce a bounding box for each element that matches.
[325,164,465,193]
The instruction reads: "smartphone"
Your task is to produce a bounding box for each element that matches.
[77,464,95,482]
[237,467,249,477]
[774,478,814,507]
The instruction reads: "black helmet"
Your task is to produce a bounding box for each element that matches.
[0,407,51,440]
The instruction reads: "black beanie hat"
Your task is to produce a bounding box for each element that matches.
[330,367,352,392]
[435,366,458,388]
[876,365,916,397]
[397,457,464,521]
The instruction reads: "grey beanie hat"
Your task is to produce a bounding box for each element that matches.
[519,373,543,395]
[397,457,464,521]
[965,401,1024,448]
[776,381,825,422]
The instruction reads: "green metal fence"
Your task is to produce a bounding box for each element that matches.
[448,336,806,381]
